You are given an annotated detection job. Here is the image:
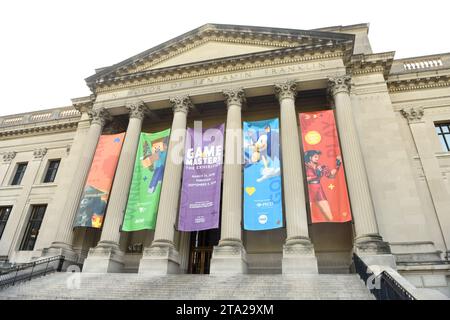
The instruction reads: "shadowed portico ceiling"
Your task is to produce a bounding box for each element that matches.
[86,24,355,93]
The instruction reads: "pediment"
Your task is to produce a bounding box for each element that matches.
[86,24,355,90]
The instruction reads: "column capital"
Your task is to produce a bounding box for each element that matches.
[2,151,16,163]
[88,107,112,127]
[33,148,48,159]
[223,88,246,107]
[126,101,147,120]
[328,75,352,96]
[400,107,424,123]
[72,95,95,114]
[169,96,192,114]
[274,81,297,101]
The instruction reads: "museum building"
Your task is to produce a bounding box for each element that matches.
[0,23,449,299]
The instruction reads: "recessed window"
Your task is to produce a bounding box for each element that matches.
[11,162,28,185]
[0,206,12,240]
[435,122,450,152]
[20,205,47,251]
[43,159,60,183]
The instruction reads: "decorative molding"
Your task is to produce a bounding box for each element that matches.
[88,108,112,127]
[169,96,192,114]
[33,148,48,159]
[222,88,246,107]
[348,52,395,79]
[328,75,352,96]
[93,45,350,95]
[400,107,424,123]
[126,101,147,120]
[274,81,297,101]
[2,151,16,163]
[388,75,450,93]
[0,121,79,139]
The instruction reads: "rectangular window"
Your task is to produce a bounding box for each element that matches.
[0,206,12,240]
[11,162,28,185]
[20,205,47,251]
[435,122,450,152]
[43,159,60,183]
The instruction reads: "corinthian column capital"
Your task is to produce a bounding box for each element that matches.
[274,81,297,101]
[33,148,48,159]
[88,107,112,127]
[223,88,246,107]
[400,107,424,123]
[328,75,352,96]
[126,101,147,120]
[2,151,16,163]
[169,96,192,114]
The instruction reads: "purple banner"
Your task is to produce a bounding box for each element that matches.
[178,124,224,231]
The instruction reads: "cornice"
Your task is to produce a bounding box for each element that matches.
[94,42,352,95]
[86,24,355,86]
[0,121,79,139]
[348,52,395,80]
[388,75,450,93]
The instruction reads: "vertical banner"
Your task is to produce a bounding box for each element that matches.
[122,128,171,231]
[299,110,352,223]
[178,124,224,231]
[243,118,283,230]
[74,133,125,228]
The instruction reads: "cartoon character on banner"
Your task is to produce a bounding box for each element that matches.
[304,150,341,221]
[141,136,169,194]
[75,186,107,228]
[244,124,280,182]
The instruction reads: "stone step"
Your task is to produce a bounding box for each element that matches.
[0,272,375,300]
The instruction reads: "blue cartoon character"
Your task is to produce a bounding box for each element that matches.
[244,125,280,182]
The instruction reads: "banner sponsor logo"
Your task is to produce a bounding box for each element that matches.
[74,133,125,228]
[178,123,224,231]
[243,118,283,230]
[122,129,171,231]
[299,110,352,223]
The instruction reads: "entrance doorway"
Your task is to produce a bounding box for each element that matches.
[188,229,220,274]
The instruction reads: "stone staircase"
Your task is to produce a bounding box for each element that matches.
[0,273,374,300]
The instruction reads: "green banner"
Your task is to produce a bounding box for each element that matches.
[122,128,171,231]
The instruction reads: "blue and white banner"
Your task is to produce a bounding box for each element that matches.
[243,118,283,230]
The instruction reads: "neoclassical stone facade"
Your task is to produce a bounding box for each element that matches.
[0,23,449,296]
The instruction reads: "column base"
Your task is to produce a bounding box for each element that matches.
[354,234,396,269]
[41,243,79,271]
[210,239,248,275]
[82,242,124,273]
[282,237,318,274]
[138,243,180,275]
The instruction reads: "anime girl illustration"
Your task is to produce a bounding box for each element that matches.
[304,150,341,221]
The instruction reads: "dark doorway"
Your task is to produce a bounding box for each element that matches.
[188,229,220,274]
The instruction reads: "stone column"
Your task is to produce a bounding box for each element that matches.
[275,81,318,274]
[329,75,392,265]
[400,107,450,259]
[83,102,147,273]
[138,96,191,274]
[43,108,111,263]
[210,88,248,274]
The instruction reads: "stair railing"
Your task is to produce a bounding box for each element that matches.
[0,255,66,290]
[353,253,416,300]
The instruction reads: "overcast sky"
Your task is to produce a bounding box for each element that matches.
[1,0,449,117]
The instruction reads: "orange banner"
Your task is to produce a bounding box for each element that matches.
[74,133,125,228]
[299,110,352,223]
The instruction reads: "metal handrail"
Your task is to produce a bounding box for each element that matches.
[353,253,416,300]
[0,255,66,290]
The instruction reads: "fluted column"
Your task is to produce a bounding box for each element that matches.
[329,75,390,255]
[83,102,147,273]
[45,107,110,262]
[275,81,318,274]
[210,88,248,274]
[138,96,191,274]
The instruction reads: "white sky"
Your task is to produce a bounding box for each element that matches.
[1,0,449,117]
